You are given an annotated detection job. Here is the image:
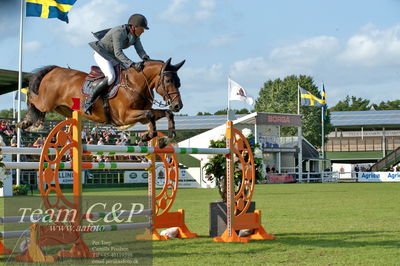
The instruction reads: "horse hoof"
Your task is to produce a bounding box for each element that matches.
[158,138,168,149]
[168,130,176,139]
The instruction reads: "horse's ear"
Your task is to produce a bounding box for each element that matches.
[173,60,185,71]
[162,58,172,72]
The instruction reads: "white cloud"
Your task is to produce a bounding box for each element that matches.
[180,63,224,89]
[208,33,238,47]
[227,24,400,108]
[159,0,216,25]
[270,36,339,66]
[230,36,340,82]
[339,24,400,67]
[24,41,42,53]
[59,0,127,46]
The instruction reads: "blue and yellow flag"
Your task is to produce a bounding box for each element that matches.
[26,0,77,23]
[299,86,325,107]
[14,88,28,102]
[322,84,328,120]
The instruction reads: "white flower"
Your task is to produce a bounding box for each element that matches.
[216,134,225,142]
[254,147,263,158]
[242,128,252,138]
[207,154,216,160]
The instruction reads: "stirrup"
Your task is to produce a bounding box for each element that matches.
[84,101,94,115]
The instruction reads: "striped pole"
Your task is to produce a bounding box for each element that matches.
[3,162,151,170]
[0,146,230,155]
[82,145,230,155]
[0,146,143,156]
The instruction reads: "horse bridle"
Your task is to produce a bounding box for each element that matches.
[154,70,181,107]
[121,66,180,108]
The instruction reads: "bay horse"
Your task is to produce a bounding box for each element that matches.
[18,58,185,146]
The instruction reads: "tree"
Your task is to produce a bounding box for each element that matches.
[197,109,251,116]
[213,108,251,115]
[196,112,212,116]
[330,96,370,111]
[376,100,400,110]
[254,75,334,148]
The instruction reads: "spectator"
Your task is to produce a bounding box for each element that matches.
[33,137,44,148]
[104,135,110,145]
[138,139,144,146]
[97,137,104,145]
[0,121,7,134]
[91,125,100,139]
[81,130,87,141]
[271,165,276,173]
[10,135,17,147]
[108,127,116,135]
[87,137,94,144]
[354,165,360,178]
[266,165,271,174]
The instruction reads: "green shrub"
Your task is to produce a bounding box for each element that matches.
[13,184,29,196]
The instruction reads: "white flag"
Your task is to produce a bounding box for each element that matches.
[228,78,254,105]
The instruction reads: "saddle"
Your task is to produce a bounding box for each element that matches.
[81,65,122,99]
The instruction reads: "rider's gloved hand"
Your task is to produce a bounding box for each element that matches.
[142,55,150,61]
[131,62,144,72]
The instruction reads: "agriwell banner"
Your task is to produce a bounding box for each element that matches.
[357,172,400,182]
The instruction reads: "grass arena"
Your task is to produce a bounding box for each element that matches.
[0,183,399,265]
[0,112,399,265]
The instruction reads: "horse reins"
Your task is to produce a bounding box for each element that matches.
[121,66,180,108]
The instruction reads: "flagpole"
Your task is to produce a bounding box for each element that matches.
[16,0,26,186]
[297,82,302,183]
[321,82,326,172]
[227,76,230,121]
[297,83,300,115]
[321,105,325,171]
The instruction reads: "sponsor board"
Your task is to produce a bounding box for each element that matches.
[124,163,201,188]
[268,174,295,183]
[36,171,85,184]
[358,172,400,182]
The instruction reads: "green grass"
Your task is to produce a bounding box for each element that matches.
[1,183,400,265]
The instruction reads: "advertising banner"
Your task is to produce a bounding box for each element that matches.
[268,174,295,183]
[125,163,201,188]
[36,171,85,184]
[357,172,400,182]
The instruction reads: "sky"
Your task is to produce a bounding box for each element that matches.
[1,0,400,115]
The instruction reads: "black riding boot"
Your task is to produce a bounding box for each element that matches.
[84,78,109,115]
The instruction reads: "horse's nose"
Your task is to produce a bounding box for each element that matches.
[171,102,183,112]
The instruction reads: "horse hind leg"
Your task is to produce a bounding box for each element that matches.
[17,102,46,132]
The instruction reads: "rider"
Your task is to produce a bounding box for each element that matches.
[85,14,151,115]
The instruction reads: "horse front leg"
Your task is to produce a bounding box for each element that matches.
[165,110,176,139]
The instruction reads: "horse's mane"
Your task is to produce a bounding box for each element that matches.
[143,60,164,68]
[30,65,58,95]
[145,59,164,64]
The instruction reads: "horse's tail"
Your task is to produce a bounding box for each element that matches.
[29,65,58,95]
[19,65,58,131]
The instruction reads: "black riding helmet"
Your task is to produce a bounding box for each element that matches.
[128,14,149,30]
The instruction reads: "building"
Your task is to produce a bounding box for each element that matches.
[327,110,400,166]
[129,112,321,184]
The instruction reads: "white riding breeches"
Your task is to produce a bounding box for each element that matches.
[93,51,115,85]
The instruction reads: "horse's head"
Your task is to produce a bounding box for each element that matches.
[154,58,185,112]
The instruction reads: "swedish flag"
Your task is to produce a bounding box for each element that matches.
[26,0,77,23]
[15,88,29,102]
[322,84,328,120]
[299,87,325,107]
